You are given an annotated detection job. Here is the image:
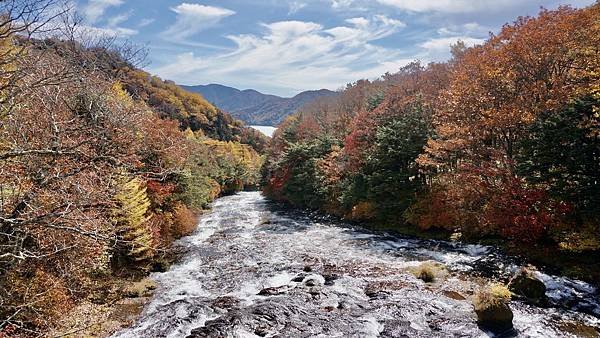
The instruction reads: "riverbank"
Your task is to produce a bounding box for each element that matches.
[362,221,600,287]
[47,249,185,337]
[264,197,600,287]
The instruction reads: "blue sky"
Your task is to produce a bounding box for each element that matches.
[75,0,595,96]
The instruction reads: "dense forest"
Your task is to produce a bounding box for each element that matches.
[0,1,266,335]
[263,5,599,253]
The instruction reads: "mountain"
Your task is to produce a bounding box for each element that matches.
[181,84,338,126]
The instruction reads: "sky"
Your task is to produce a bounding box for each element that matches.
[74,0,596,97]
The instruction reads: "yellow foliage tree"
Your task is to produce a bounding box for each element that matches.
[113,176,154,261]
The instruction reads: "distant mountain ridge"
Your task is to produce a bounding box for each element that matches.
[181,84,338,126]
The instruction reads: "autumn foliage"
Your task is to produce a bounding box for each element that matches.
[263,5,599,249]
[0,5,265,334]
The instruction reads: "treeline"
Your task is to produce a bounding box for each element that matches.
[263,5,599,250]
[0,1,265,335]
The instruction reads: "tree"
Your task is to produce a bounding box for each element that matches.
[422,5,600,169]
[517,95,600,216]
[112,176,154,262]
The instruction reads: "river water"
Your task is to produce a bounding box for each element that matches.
[113,192,600,337]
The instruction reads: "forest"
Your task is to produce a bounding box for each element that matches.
[263,5,599,258]
[0,1,265,335]
[2,0,600,336]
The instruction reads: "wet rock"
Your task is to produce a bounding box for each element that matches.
[254,326,270,337]
[364,284,390,300]
[443,290,466,301]
[323,306,336,312]
[508,268,548,305]
[308,287,321,296]
[150,259,170,273]
[473,283,514,334]
[305,278,320,287]
[303,265,313,272]
[323,273,339,286]
[212,296,240,309]
[379,319,417,337]
[474,302,514,333]
[291,274,306,282]
[258,286,287,296]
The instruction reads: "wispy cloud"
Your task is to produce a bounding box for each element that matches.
[106,10,131,28]
[161,3,236,44]
[376,0,522,13]
[138,18,155,28]
[82,0,124,23]
[153,16,410,95]
[78,24,138,38]
[419,36,484,60]
[288,1,307,15]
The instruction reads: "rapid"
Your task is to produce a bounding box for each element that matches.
[113,192,600,338]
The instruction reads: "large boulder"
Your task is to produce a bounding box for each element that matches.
[473,283,514,334]
[509,267,548,305]
[475,302,514,333]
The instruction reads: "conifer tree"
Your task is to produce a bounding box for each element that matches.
[113,176,154,262]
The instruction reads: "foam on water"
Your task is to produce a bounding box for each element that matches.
[113,192,600,338]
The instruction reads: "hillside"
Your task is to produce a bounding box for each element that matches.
[0,28,266,334]
[182,84,338,126]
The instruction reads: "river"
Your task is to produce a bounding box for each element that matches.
[113,192,600,337]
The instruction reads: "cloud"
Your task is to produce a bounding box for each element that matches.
[153,16,409,95]
[330,0,370,11]
[437,22,490,37]
[82,0,124,23]
[138,18,155,28]
[331,0,355,9]
[419,36,484,60]
[106,11,131,28]
[288,1,307,15]
[376,0,520,13]
[162,3,236,43]
[78,24,138,38]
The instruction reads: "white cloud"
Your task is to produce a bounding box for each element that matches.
[419,36,484,60]
[138,18,155,28]
[107,11,131,28]
[377,0,519,13]
[437,22,490,37]
[162,3,235,43]
[83,0,124,23]
[330,0,370,11]
[331,0,355,9]
[288,1,307,15]
[153,16,409,95]
[78,24,138,38]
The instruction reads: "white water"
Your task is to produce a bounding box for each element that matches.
[113,192,600,338]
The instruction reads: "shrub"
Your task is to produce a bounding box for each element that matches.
[172,203,198,238]
[347,201,377,221]
[473,283,512,311]
[409,261,447,283]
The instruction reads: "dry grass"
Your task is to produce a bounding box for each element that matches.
[473,283,512,311]
[408,261,448,283]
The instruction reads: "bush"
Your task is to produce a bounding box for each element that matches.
[473,283,512,311]
[408,261,447,283]
[172,203,198,238]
